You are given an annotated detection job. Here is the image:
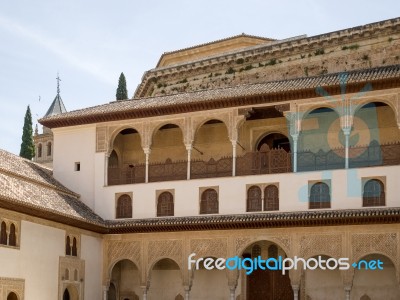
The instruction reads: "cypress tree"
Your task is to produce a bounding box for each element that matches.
[19,105,35,159]
[116,72,128,100]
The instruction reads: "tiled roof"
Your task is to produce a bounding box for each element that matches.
[40,64,400,129]
[44,94,67,117]
[0,150,104,229]
[107,208,400,233]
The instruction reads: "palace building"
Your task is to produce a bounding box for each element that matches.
[1,17,400,300]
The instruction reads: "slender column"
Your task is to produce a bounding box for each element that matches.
[345,287,351,300]
[229,284,236,300]
[292,284,299,300]
[104,154,109,186]
[184,285,191,300]
[185,144,192,180]
[343,128,351,169]
[143,148,151,183]
[231,140,237,177]
[141,286,148,300]
[291,135,299,173]
[102,285,108,300]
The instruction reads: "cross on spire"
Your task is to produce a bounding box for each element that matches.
[56,73,61,96]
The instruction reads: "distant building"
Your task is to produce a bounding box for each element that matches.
[1,17,400,300]
[33,76,67,168]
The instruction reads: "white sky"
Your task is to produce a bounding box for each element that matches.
[1,0,399,154]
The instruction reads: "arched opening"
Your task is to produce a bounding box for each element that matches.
[63,289,70,300]
[190,256,230,299]
[192,119,232,179]
[352,254,400,299]
[148,258,183,300]
[157,191,174,217]
[108,128,145,185]
[66,236,71,256]
[350,102,400,168]
[200,188,218,214]
[65,268,70,280]
[149,124,187,182]
[363,179,385,207]
[257,133,291,152]
[264,185,279,211]
[0,222,7,245]
[74,269,78,281]
[304,255,343,299]
[247,185,262,212]
[309,182,331,209]
[37,143,42,158]
[6,292,18,300]
[63,285,79,300]
[299,107,345,171]
[72,237,77,257]
[116,194,132,219]
[47,141,52,156]
[9,223,16,246]
[109,259,141,300]
[242,241,293,300]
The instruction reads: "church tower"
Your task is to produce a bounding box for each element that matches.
[33,74,67,167]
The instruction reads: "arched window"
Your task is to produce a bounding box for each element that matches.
[264,185,279,211]
[309,182,331,209]
[157,192,174,217]
[65,268,70,280]
[72,237,77,257]
[116,194,132,219]
[363,179,385,207]
[7,292,18,300]
[109,150,119,168]
[8,223,16,246]
[66,236,71,255]
[63,289,70,300]
[37,144,42,158]
[200,189,218,214]
[251,244,261,258]
[74,269,78,281]
[0,222,7,245]
[268,245,278,259]
[247,186,262,212]
[47,142,52,156]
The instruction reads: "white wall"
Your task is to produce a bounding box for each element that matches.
[81,234,103,300]
[53,125,96,209]
[93,151,400,220]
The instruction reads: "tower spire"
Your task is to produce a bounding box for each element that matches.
[56,73,61,96]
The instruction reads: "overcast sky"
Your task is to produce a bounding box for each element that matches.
[1,1,399,155]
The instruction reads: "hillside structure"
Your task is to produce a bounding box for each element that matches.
[1,17,400,300]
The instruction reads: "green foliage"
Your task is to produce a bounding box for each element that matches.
[342,44,359,50]
[388,37,393,42]
[314,48,325,56]
[225,67,236,74]
[236,58,244,64]
[244,65,253,71]
[265,58,276,66]
[177,78,188,84]
[362,54,369,61]
[19,105,35,159]
[116,72,128,100]
[304,67,309,77]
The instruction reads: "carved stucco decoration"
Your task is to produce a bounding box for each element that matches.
[107,240,142,270]
[0,277,24,300]
[147,239,183,270]
[300,234,342,259]
[190,238,228,258]
[351,233,398,264]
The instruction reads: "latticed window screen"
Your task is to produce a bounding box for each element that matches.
[72,237,78,256]
[309,182,331,209]
[47,142,52,156]
[363,179,385,207]
[264,185,279,211]
[268,245,278,259]
[200,189,219,214]
[247,186,262,212]
[66,236,71,255]
[116,194,132,218]
[157,192,174,216]
[251,244,262,258]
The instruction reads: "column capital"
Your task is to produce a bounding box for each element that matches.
[185,144,193,151]
[143,147,151,155]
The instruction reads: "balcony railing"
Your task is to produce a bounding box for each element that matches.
[107,142,400,185]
